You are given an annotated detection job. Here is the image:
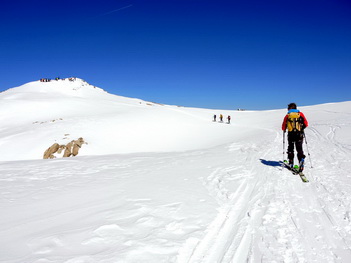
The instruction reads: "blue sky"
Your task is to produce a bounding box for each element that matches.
[1,0,350,110]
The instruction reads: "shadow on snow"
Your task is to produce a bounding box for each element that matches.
[259,159,283,167]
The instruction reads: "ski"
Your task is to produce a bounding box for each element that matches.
[299,172,309,183]
[282,160,309,183]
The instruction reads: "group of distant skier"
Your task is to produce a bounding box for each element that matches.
[40,77,77,82]
[213,114,231,124]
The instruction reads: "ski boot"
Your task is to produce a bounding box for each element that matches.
[298,158,305,173]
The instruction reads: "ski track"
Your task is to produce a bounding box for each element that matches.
[178,130,275,263]
[178,126,351,263]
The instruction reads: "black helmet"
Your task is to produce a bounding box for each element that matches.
[288,103,297,110]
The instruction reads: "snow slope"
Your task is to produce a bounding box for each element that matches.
[0,79,351,262]
[0,78,246,161]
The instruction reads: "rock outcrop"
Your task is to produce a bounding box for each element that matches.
[63,137,86,157]
[43,137,87,159]
[43,143,66,159]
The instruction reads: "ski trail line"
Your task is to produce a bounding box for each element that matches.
[186,179,256,263]
[178,132,278,263]
[183,138,275,263]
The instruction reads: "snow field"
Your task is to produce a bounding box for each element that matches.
[0,79,351,262]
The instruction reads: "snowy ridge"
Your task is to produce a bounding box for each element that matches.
[2,78,106,99]
[0,80,351,262]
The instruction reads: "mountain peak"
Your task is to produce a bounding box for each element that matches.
[1,77,107,99]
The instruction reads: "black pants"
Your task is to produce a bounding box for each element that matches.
[287,132,305,164]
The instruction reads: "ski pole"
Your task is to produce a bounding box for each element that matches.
[303,131,313,168]
[283,131,286,161]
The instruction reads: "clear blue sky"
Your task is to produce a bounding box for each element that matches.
[1,0,350,110]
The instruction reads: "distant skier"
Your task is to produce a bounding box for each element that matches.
[220,114,223,122]
[213,114,216,122]
[227,115,231,124]
[282,103,309,170]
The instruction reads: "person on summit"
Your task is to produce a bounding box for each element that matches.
[282,103,309,171]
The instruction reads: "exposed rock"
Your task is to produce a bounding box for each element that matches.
[63,137,87,157]
[43,143,66,159]
[44,137,87,159]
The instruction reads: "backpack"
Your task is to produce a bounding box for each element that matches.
[287,111,302,132]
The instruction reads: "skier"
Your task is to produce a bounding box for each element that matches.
[282,103,309,171]
[220,114,223,122]
[213,114,216,122]
[227,115,231,124]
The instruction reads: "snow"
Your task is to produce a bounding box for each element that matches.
[0,78,351,262]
